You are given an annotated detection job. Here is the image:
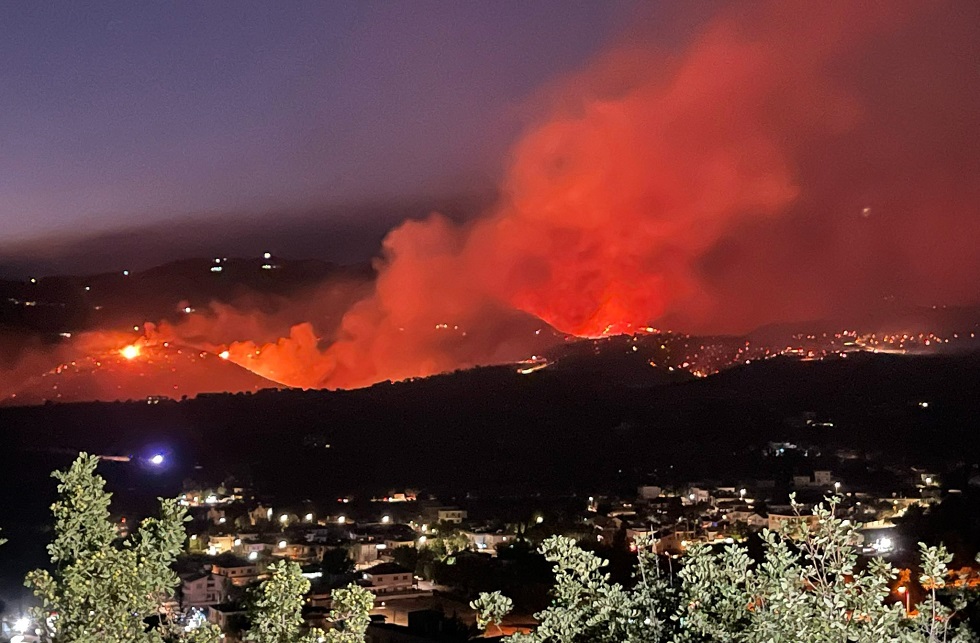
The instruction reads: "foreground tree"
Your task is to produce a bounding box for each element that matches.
[249,560,320,643]
[248,560,373,643]
[474,496,979,643]
[25,453,221,643]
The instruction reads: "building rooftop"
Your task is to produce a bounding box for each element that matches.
[364,562,412,576]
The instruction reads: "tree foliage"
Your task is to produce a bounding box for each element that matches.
[323,583,374,643]
[474,496,979,643]
[249,560,321,643]
[248,560,373,643]
[25,453,221,643]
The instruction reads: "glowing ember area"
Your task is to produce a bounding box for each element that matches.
[120,344,141,360]
[1,335,280,406]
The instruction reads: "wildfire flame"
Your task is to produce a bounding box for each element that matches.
[120,344,141,360]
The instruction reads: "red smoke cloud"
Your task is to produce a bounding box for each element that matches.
[233,0,974,390]
[187,0,980,390]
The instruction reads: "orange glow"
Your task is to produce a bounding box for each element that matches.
[219,350,230,360]
[120,345,141,360]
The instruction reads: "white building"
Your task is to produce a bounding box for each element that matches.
[462,531,512,553]
[423,507,467,524]
[212,560,262,587]
[180,573,228,608]
[362,563,415,594]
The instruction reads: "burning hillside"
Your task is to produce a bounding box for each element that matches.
[2,337,279,406]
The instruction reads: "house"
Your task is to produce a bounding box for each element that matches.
[385,537,417,550]
[813,470,833,486]
[793,471,836,489]
[422,506,467,524]
[272,541,325,562]
[684,487,711,505]
[207,603,247,631]
[654,529,696,555]
[365,610,498,642]
[249,505,273,525]
[362,562,415,594]
[350,541,388,567]
[462,530,512,553]
[767,513,821,532]
[625,526,657,545]
[180,573,228,608]
[725,511,768,529]
[212,559,262,587]
[207,534,238,555]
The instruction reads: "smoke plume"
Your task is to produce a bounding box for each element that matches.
[229,0,980,389]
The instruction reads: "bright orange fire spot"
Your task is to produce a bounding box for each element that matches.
[219,350,230,360]
[120,345,141,360]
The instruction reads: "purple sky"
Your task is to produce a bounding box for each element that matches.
[1,1,635,257]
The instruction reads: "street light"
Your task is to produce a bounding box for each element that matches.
[897,586,910,614]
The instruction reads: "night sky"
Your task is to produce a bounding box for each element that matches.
[1,1,633,266]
